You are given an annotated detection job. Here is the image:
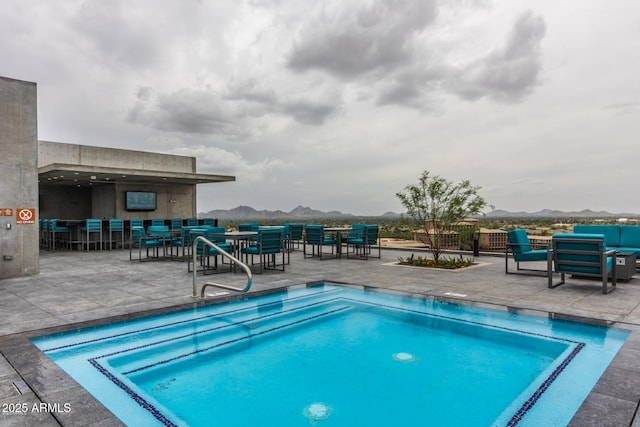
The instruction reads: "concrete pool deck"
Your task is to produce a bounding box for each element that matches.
[1,247,640,426]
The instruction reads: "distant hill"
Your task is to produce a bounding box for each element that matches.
[486,209,639,218]
[199,205,400,220]
[199,206,638,220]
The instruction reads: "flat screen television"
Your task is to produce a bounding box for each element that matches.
[125,191,157,211]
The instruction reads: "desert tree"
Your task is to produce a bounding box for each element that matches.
[396,170,488,263]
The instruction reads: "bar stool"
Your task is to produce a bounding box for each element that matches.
[40,219,50,249]
[170,217,183,231]
[81,218,103,250]
[49,219,71,250]
[106,218,125,250]
[151,218,165,226]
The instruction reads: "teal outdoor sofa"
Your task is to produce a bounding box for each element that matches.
[573,225,640,257]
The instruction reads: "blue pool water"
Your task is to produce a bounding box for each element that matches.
[33,284,629,426]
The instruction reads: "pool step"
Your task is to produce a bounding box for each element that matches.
[41,287,342,359]
[102,299,352,375]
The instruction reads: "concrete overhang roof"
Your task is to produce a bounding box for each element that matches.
[38,163,235,187]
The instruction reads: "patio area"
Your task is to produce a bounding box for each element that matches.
[2,246,640,426]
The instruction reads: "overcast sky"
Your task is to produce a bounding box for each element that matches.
[2,1,638,215]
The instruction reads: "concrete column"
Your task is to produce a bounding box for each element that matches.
[0,76,39,278]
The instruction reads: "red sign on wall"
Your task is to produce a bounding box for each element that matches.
[16,208,36,224]
[0,208,13,216]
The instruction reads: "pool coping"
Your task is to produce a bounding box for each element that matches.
[2,280,640,426]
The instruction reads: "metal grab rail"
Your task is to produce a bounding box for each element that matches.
[191,236,253,298]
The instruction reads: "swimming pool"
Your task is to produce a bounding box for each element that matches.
[33,283,629,426]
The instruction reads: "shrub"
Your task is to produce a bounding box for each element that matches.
[397,253,475,269]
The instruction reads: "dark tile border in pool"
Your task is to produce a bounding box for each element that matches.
[2,280,640,426]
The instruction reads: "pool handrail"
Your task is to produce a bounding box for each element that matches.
[192,235,253,297]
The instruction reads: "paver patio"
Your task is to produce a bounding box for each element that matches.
[1,247,640,426]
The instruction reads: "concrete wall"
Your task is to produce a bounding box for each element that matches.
[39,186,92,219]
[104,183,195,220]
[0,77,39,278]
[38,182,196,220]
[38,141,196,172]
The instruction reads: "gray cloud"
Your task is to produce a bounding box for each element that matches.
[279,99,337,125]
[71,0,162,68]
[128,80,339,136]
[449,11,547,102]
[287,0,438,78]
[127,88,250,138]
[375,66,445,109]
[225,80,338,125]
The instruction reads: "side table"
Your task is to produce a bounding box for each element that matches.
[614,251,637,281]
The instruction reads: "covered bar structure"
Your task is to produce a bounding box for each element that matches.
[38,141,235,220]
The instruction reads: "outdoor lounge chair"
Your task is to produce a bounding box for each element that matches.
[547,233,617,294]
[505,229,548,275]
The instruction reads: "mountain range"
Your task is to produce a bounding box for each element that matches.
[485,209,639,218]
[200,206,638,220]
[199,205,400,220]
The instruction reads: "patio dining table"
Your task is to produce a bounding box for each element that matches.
[324,227,352,258]
[208,230,258,267]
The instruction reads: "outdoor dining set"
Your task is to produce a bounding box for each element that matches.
[39,217,381,275]
[131,222,381,275]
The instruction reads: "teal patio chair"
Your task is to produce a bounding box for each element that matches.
[187,228,208,272]
[173,226,205,259]
[366,224,381,258]
[128,218,143,244]
[193,226,234,274]
[344,224,380,259]
[239,223,259,232]
[241,229,285,273]
[505,229,548,275]
[148,225,173,257]
[240,223,259,244]
[202,217,215,226]
[547,233,617,294]
[285,223,304,250]
[304,224,337,260]
[186,217,198,226]
[260,225,289,264]
[81,218,103,251]
[151,218,165,226]
[344,224,366,259]
[129,226,163,261]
